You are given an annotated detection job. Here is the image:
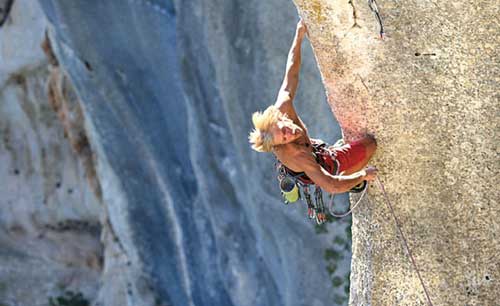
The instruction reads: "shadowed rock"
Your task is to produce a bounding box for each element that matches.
[37,0,347,305]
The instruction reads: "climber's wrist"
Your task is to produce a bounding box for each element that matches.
[296,27,307,40]
[295,29,305,40]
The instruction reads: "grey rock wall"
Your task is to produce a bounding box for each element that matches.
[1,0,354,305]
[37,0,350,305]
[0,1,102,305]
[38,1,344,305]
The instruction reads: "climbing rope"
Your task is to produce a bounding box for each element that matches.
[326,177,435,304]
[327,181,368,218]
[367,0,385,39]
[375,177,435,306]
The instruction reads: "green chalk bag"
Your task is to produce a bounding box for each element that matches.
[280,176,299,204]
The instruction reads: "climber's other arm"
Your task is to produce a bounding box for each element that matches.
[275,19,308,119]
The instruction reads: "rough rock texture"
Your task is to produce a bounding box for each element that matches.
[0,0,356,306]
[42,33,102,200]
[0,1,103,305]
[292,0,499,305]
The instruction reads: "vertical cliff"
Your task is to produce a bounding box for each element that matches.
[292,0,499,305]
[31,0,352,306]
[0,1,102,305]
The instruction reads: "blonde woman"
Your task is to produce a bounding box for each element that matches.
[249,20,377,194]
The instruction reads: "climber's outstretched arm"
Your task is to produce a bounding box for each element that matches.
[274,20,308,121]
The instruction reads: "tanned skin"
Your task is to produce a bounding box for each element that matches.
[271,20,378,194]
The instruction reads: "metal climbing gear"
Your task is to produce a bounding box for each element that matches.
[279,176,300,203]
[368,0,385,39]
[314,186,327,224]
[304,186,316,219]
[277,162,301,204]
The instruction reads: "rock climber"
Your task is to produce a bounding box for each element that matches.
[248,19,378,194]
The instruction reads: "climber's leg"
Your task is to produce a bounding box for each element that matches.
[334,134,377,175]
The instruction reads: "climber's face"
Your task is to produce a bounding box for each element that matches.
[271,116,303,145]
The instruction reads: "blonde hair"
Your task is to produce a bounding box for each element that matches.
[248,105,283,152]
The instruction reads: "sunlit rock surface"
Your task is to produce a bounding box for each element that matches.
[29,0,354,306]
[292,0,499,305]
[0,1,102,305]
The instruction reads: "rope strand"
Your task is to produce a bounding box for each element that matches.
[375,177,434,306]
[327,182,368,218]
[367,0,385,39]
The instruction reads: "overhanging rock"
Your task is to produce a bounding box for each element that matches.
[292,0,499,305]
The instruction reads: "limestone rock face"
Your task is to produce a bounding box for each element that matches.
[0,1,102,305]
[292,0,499,305]
[34,0,350,306]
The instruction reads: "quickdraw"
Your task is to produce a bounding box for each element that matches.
[367,0,385,39]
